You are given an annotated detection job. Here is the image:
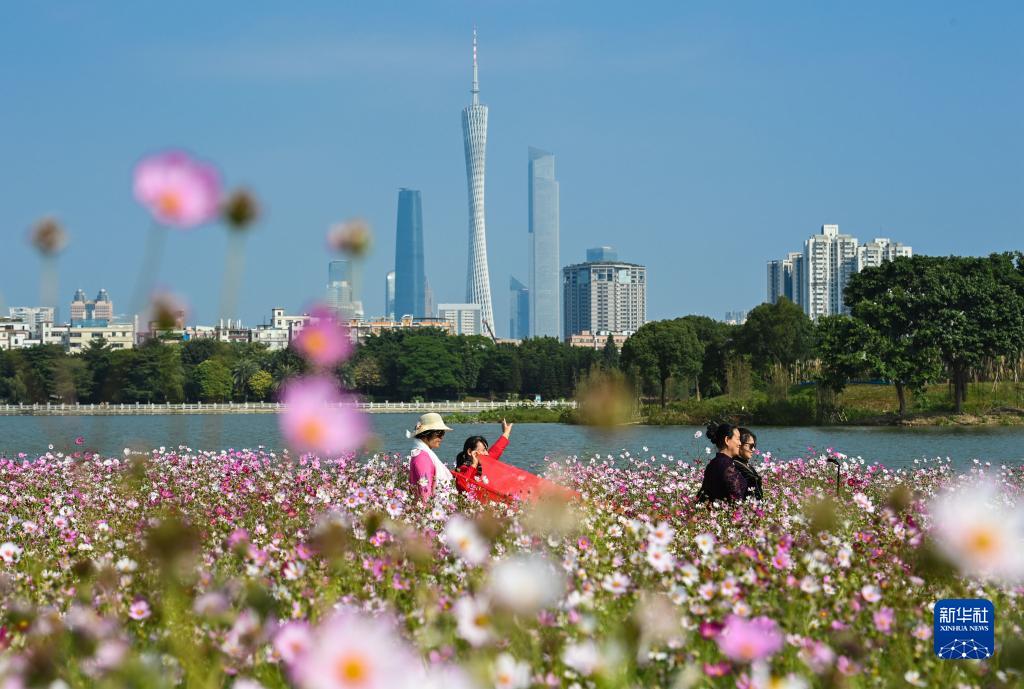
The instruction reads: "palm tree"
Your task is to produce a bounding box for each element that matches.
[231,358,259,401]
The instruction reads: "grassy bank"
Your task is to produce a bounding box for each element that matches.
[643,381,1024,426]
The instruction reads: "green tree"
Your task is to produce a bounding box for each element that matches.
[679,315,733,399]
[397,336,460,400]
[195,359,233,402]
[247,369,274,401]
[448,335,492,396]
[477,343,522,398]
[600,333,620,370]
[620,319,704,407]
[814,315,878,395]
[734,298,816,387]
[519,337,570,399]
[79,338,114,403]
[231,358,260,401]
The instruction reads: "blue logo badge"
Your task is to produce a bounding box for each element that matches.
[933,598,994,659]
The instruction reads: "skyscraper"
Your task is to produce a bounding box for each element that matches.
[528,147,560,338]
[327,260,360,318]
[562,249,646,340]
[462,28,495,336]
[385,271,396,320]
[509,276,529,341]
[394,188,427,318]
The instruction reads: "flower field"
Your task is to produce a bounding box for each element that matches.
[1,444,1023,689]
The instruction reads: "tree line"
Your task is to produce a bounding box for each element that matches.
[1,253,1020,412]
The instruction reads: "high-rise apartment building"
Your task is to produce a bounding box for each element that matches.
[767,225,911,318]
[437,303,483,337]
[462,29,495,335]
[9,307,56,335]
[509,276,529,340]
[394,188,427,318]
[528,147,559,338]
[385,271,396,320]
[327,260,362,319]
[562,249,646,340]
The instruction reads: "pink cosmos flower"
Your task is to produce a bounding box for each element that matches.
[133,150,222,228]
[128,599,151,620]
[703,662,731,677]
[873,606,894,634]
[74,436,85,446]
[294,307,353,368]
[274,621,313,665]
[294,610,418,689]
[0,542,22,563]
[279,376,368,456]
[716,615,783,663]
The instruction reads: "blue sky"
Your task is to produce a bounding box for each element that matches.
[2,2,1022,335]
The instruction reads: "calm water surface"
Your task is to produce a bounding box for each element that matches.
[1,413,1022,474]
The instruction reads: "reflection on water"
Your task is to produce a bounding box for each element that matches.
[0,413,1022,474]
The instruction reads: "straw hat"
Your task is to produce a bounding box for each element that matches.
[407,412,453,438]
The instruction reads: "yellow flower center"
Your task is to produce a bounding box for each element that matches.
[299,418,324,446]
[304,330,327,355]
[965,526,1000,558]
[158,191,183,218]
[474,612,490,628]
[334,653,369,685]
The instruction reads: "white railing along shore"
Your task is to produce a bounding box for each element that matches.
[0,400,576,416]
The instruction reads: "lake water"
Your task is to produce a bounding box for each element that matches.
[1,413,1022,473]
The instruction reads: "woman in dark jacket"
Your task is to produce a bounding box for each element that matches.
[695,422,747,503]
[734,427,764,500]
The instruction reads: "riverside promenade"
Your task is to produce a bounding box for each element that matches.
[0,400,576,416]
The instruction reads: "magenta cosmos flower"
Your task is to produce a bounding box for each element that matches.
[279,376,367,456]
[715,615,783,663]
[294,308,353,368]
[133,150,222,228]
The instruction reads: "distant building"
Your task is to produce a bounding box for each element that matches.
[568,330,630,350]
[562,248,646,340]
[347,315,454,342]
[767,225,912,318]
[8,307,56,336]
[327,260,362,319]
[0,318,32,350]
[723,311,747,325]
[395,188,427,318]
[385,271,396,320]
[64,323,134,353]
[528,146,560,338]
[437,303,483,336]
[586,246,618,263]
[509,275,530,340]
[69,289,114,326]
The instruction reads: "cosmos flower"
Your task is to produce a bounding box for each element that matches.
[128,599,151,620]
[274,621,313,665]
[716,615,783,663]
[133,150,222,228]
[454,596,493,647]
[296,610,417,689]
[0,542,22,563]
[443,515,489,566]
[602,572,631,595]
[279,376,368,456]
[492,653,530,689]
[294,307,353,368]
[487,554,565,614]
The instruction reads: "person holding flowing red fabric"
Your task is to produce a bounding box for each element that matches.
[453,419,579,504]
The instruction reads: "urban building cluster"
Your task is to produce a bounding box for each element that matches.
[767,224,912,319]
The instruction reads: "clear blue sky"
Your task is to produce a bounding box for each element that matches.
[2,2,1022,334]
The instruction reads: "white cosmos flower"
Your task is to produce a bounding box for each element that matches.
[492,653,530,689]
[930,481,1024,583]
[444,515,490,566]
[487,553,565,614]
[647,521,675,547]
[0,542,22,563]
[602,572,631,595]
[299,609,418,689]
[695,533,715,554]
[454,595,493,647]
[562,640,601,676]
[646,545,675,573]
[860,584,881,603]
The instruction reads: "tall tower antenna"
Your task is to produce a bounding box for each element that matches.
[471,26,480,105]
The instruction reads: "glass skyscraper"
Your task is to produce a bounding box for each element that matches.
[528,147,559,338]
[394,188,427,318]
[462,29,495,336]
[509,275,529,341]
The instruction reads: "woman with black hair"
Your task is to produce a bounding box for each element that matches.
[735,427,764,500]
[453,419,513,491]
[695,422,748,503]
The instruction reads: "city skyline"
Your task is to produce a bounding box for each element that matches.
[528,146,560,338]
[2,4,1021,330]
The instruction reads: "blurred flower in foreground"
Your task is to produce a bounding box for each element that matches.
[148,290,188,331]
[29,217,68,255]
[487,553,565,614]
[574,367,633,427]
[715,615,783,663]
[930,480,1024,582]
[222,187,261,230]
[492,653,530,689]
[133,150,222,228]
[294,307,353,368]
[327,218,372,257]
[289,609,418,689]
[444,515,489,566]
[279,376,367,456]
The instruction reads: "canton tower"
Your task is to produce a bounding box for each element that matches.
[462,28,495,335]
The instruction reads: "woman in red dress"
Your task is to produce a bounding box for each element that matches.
[452,420,513,502]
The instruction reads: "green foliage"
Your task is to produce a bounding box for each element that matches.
[620,319,703,407]
[195,359,233,402]
[247,369,274,401]
[734,298,816,379]
[397,335,460,400]
[679,315,733,399]
[600,333,620,370]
